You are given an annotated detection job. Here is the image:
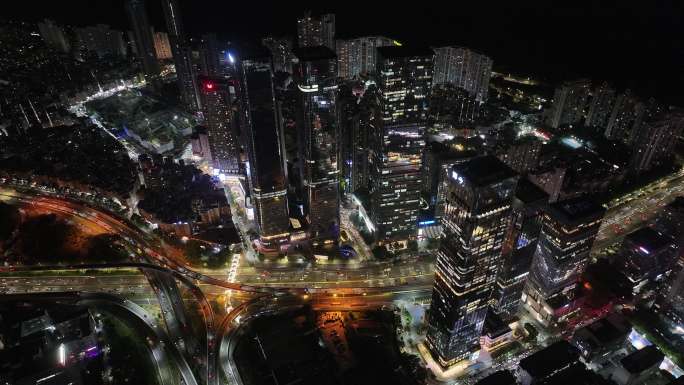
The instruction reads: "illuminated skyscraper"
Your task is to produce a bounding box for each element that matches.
[125,0,160,78]
[241,57,290,246]
[161,0,200,111]
[426,156,518,367]
[585,81,615,129]
[522,198,605,327]
[432,46,493,102]
[199,33,221,76]
[369,46,432,245]
[199,75,241,175]
[153,30,173,60]
[293,47,340,246]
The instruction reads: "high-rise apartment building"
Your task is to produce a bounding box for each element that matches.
[198,75,241,175]
[604,90,644,144]
[241,57,290,247]
[293,46,340,246]
[126,0,160,79]
[426,156,518,367]
[585,81,615,129]
[320,14,336,51]
[631,107,684,174]
[545,80,591,129]
[74,24,126,59]
[336,36,395,79]
[522,198,605,327]
[368,46,432,245]
[262,37,295,73]
[37,19,70,53]
[153,30,173,60]
[432,46,493,102]
[161,0,200,111]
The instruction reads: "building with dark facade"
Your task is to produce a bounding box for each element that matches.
[522,197,605,327]
[293,46,340,246]
[495,135,543,175]
[199,33,221,77]
[631,107,684,174]
[262,36,295,73]
[368,46,433,246]
[241,57,290,247]
[585,82,616,130]
[616,227,677,294]
[296,12,335,50]
[161,0,200,111]
[126,0,160,80]
[492,178,549,318]
[604,90,644,145]
[426,156,518,368]
[198,75,241,175]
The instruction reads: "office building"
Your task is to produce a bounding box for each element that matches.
[423,141,477,218]
[545,79,591,129]
[428,84,485,129]
[125,0,160,78]
[571,314,630,363]
[522,197,605,327]
[293,46,340,246]
[433,46,493,102]
[426,156,518,367]
[368,46,432,245]
[241,57,290,246]
[74,24,126,59]
[611,346,664,385]
[37,19,70,53]
[631,107,684,174]
[336,36,395,78]
[161,0,200,111]
[585,82,615,129]
[296,11,332,48]
[190,125,211,159]
[153,30,172,60]
[492,178,548,318]
[199,75,241,175]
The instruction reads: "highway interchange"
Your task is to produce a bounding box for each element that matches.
[1,163,683,385]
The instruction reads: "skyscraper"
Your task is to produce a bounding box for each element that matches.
[37,19,70,53]
[262,36,295,73]
[336,36,395,78]
[241,57,290,247]
[74,24,126,59]
[152,30,173,60]
[338,84,374,194]
[199,33,221,77]
[630,107,684,174]
[320,14,336,51]
[161,0,200,111]
[585,81,615,129]
[432,46,493,102]
[293,47,340,246]
[125,0,160,78]
[545,80,591,129]
[199,75,241,175]
[426,156,518,367]
[604,89,644,144]
[296,11,322,48]
[522,198,605,327]
[369,46,432,245]
[492,178,548,319]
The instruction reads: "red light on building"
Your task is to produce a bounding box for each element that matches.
[205,82,214,91]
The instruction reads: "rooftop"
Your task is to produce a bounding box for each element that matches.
[623,227,672,253]
[519,340,580,378]
[483,309,512,339]
[516,177,550,205]
[452,155,518,187]
[293,46,336,61]
[377,45,433,59]
[547,197,605,225]
[474,370,517,385]
[620,345,664,374]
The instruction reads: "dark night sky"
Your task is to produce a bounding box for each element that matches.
[3,0,684,105]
